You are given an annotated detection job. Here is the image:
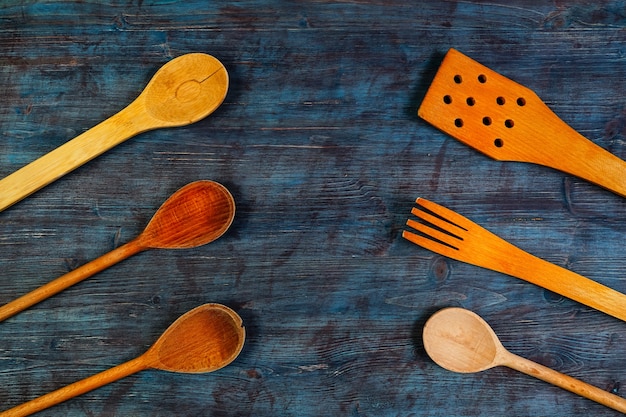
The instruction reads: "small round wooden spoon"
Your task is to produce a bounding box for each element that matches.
[423,307,626,413]
[0,180,235,322]
[0,303,245,417]
[0,53,229,212]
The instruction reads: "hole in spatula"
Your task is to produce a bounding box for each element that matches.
[478,74,487,83]
[494,138,504,147]
[517,97,526,106]
[443,95,452,104]
[482,117,492,126]
[454,75,462,84]
[454,118,464,127]
[505,119,514,128]
[466,97,475,106]
[496,97,505,105]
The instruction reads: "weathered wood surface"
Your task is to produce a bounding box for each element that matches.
[1,1,626,416]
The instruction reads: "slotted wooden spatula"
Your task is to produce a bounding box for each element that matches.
[418,48,626,198]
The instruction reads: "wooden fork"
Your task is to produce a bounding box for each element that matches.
[402,197,626,322]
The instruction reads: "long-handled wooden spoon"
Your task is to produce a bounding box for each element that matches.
[0,303,245,417]
[423,307,626,413]
[0,180,235,322]
[0,53,229,213]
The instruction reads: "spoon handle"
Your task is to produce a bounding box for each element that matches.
[505,352,626,413]
[0,239,144,322]
[0,355,149,417]
[0,101,157,213]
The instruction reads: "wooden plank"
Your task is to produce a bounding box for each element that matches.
[1,1,626,415]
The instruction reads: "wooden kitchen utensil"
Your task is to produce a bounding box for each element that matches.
[403,197,626,322]
[418,48,626,198]
[0,53,229,212]
[0,180,235,322]
[0,303,245,417]
[423,307,626,413]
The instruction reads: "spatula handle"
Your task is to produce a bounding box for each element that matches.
[537,119,626,198]
[505,352,626,413]
[0,355,148,417]
[0,239,144,322]
[0,102,155,213]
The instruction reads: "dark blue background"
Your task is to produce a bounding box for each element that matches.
[1,1,626,415]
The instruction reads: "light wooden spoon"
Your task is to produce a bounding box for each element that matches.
[0,303,245,417]
[0,53,229,212]
[0,180,235,322]
[423,307,626,413]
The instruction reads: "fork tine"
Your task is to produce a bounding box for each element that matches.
[405,217,462,250]
[402,229,460,259]
[410,207,466,238]
[415,197,471,231]
[403,197,470,260]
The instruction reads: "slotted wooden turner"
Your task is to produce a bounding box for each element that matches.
[418,48,626,198]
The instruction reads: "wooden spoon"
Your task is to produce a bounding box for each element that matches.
[0,53,229,212]
[0,303,245,417]
[0,180,235,322]
[423,307,626,413]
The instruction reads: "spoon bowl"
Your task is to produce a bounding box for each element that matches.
[0,304,245,416]
[423,307,500,373]
[150,303,245,373]
[140,180,235,249]
[141,53,229,126]
[423,307,626,413]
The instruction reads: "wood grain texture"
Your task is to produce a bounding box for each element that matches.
[1,1,626,416]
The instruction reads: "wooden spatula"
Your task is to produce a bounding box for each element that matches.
[418,48,626,198]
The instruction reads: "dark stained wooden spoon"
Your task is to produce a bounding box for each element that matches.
[0,303,245,416]
[0,180,235,322]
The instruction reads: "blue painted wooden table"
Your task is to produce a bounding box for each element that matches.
[2,1,626,415]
